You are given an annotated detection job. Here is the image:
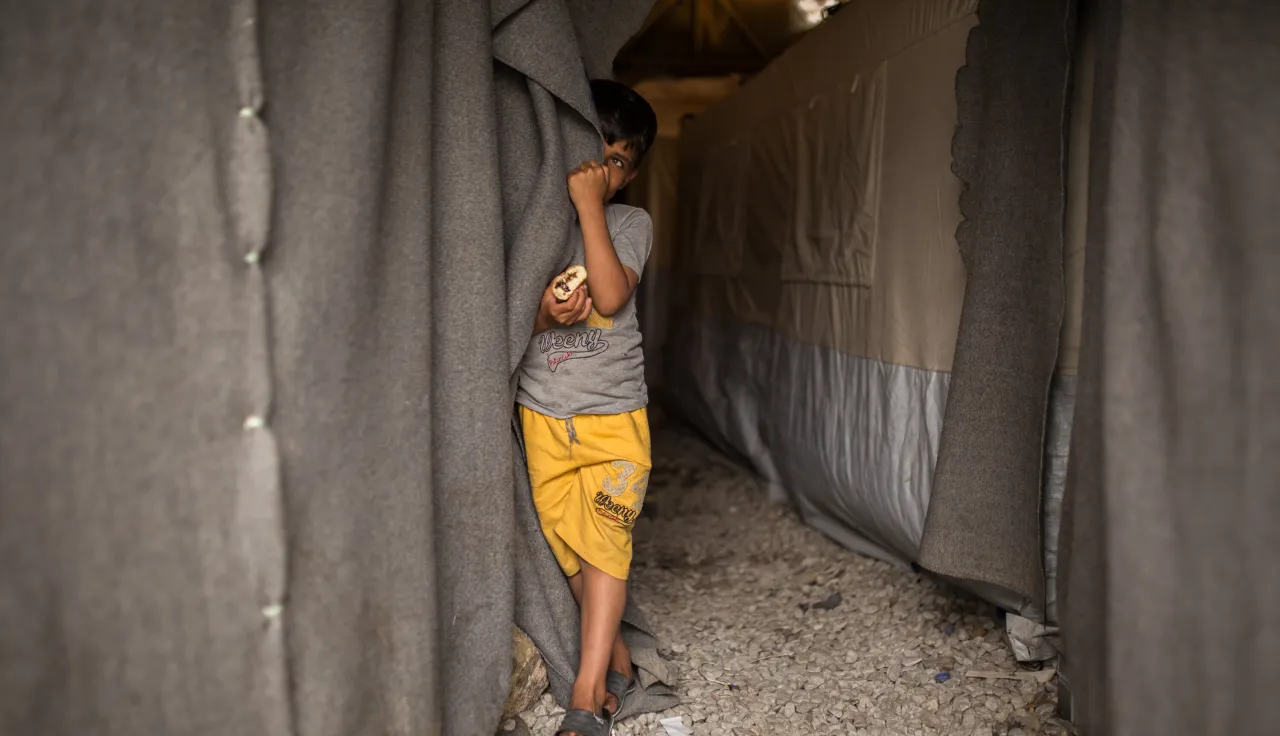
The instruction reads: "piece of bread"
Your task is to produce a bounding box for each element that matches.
[552,265,587,302]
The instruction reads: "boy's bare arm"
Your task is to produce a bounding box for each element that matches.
[568,161,638,317]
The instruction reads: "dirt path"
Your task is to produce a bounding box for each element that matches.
[516,425,1070,736]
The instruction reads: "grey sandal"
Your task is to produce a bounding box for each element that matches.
[555,709,610,736]
[604,670,636,723]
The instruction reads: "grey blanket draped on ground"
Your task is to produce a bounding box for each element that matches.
[0,1,667,734]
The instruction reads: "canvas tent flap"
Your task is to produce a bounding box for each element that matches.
[0,1,660,734]
[786,69,884,287]
[666,0,976,564]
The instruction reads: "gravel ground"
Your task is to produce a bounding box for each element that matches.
[514,424,1074,736]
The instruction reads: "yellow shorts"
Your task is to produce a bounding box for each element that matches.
[519,406,651,581]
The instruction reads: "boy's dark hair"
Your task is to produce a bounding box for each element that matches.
[590,79,658,164]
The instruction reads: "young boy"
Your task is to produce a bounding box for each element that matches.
[516,80,658,736]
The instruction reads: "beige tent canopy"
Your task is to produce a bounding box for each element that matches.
[642,1,1280,733]
[642,0,1084,659]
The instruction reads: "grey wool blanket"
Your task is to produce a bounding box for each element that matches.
[0,1,672,734]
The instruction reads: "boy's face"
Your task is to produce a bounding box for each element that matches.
[602,139,640,201]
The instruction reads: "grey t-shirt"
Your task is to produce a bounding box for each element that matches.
[516,204,653,419]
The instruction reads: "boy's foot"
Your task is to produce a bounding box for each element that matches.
[554,709,609,736]
[603,638,635,718]
[603,670,636,720]
[559,684,608,736]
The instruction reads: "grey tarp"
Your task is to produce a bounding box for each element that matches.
[0,1,669,735]
[917,0,1076,619]
[1059,0,1280,733]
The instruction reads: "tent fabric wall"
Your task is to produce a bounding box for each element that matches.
[1045,10,1093,627]
[665,0,977,564]
[0,2,669,734]
[632,136,682,394]
[1004,8,1094,662]
[662,0,1089,663]
[626,76,741,396]
[1059,0,1280,733]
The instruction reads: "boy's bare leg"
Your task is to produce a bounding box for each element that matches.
[567,561,627,722]
[566,573,633,714]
